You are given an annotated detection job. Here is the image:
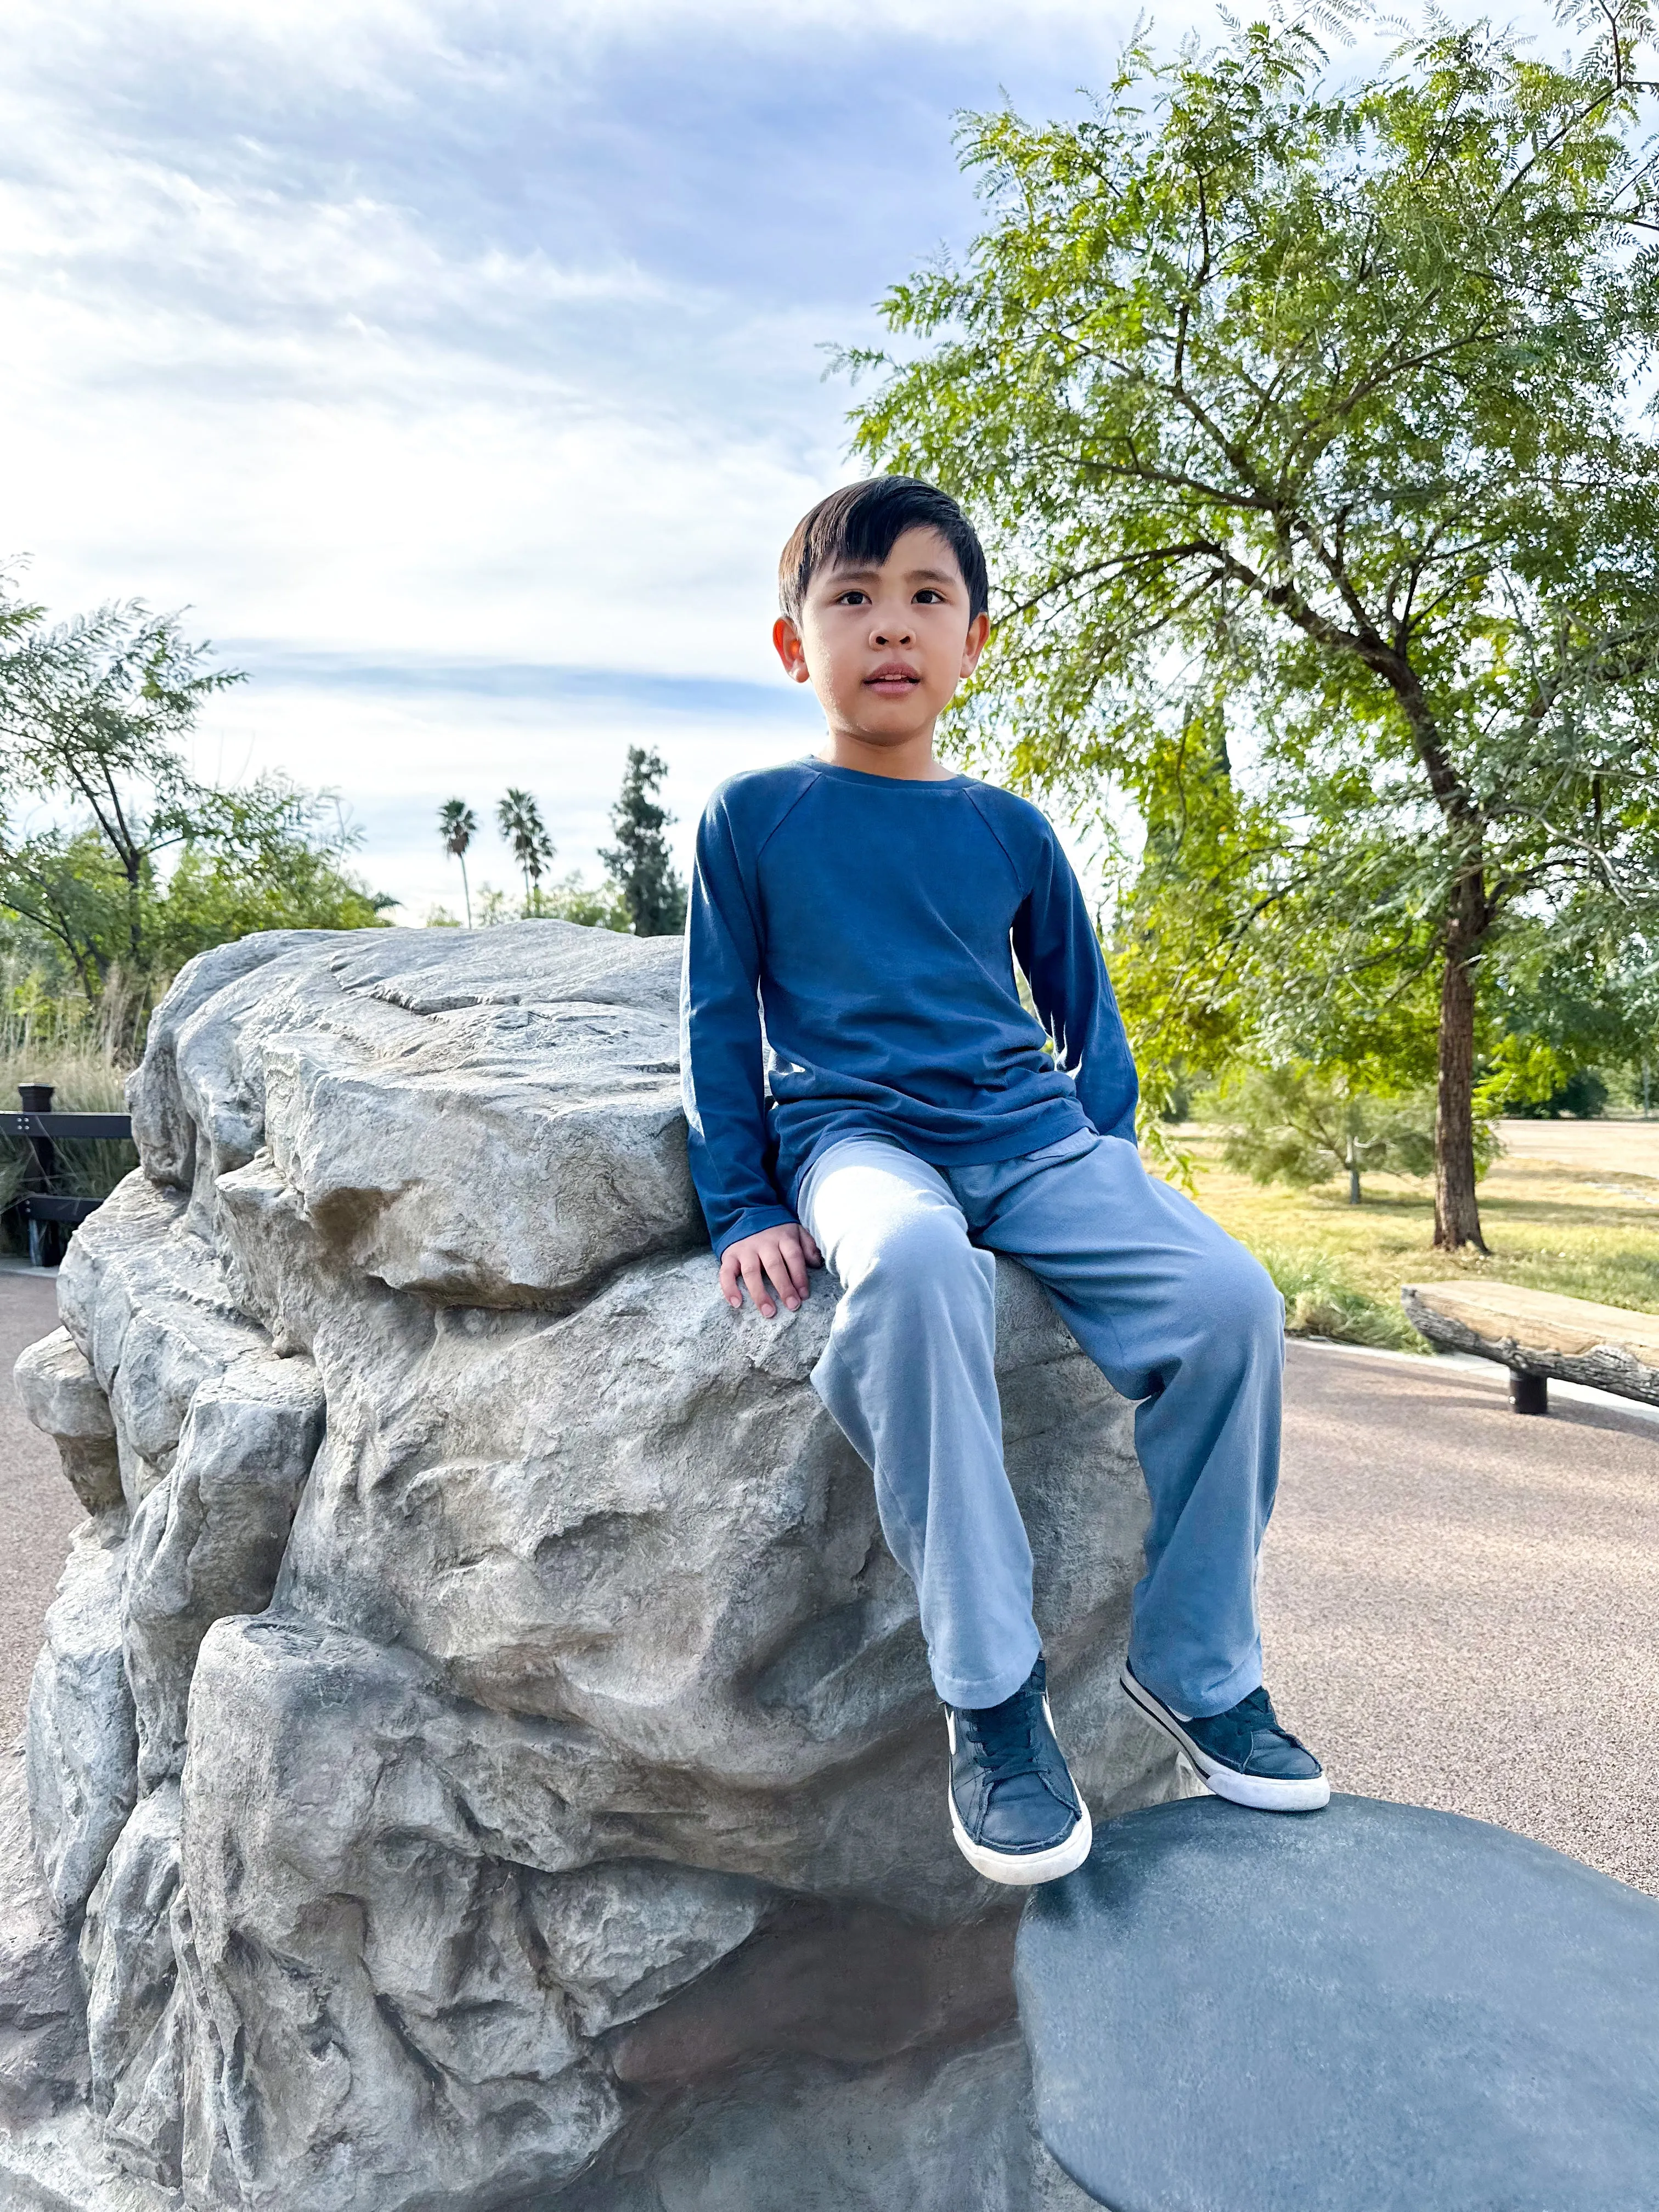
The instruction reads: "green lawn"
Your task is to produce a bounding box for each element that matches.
[1170,1128,1659,1352]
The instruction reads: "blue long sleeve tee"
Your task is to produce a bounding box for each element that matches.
[680,758,1138,1256]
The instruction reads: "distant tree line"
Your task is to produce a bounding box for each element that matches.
[435,746,686,938]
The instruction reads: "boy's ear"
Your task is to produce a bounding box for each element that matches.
[773,614,812,684]
[960,610,991,679]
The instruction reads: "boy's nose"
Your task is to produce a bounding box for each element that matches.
[872,624,915,645]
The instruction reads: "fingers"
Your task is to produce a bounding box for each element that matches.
[738,1248,775,1318]
[776,1230,810,1306]
[721,1224,819,1318]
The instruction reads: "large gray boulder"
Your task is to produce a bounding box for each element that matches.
[3,923,1177,2210]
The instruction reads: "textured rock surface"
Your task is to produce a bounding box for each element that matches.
[12,1332,122,1517]
[26,1531,138,1921]
[3,924,1180,2210]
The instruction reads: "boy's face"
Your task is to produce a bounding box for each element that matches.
[773,525,990,751]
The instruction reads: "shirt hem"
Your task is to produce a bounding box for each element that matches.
[783,1101,1091,1211]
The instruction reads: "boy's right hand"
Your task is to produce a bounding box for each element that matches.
[720,1222,822,1318]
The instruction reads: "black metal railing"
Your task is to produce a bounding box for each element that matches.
[0,1083,135,1266]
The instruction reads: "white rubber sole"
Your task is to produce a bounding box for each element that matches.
[945,1705,1094,1886]
[1119,1662,1331,1813]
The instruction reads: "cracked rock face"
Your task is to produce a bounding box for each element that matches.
[3,924,1179,2211]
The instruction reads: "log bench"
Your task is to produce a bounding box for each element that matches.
[1400,1279,1659,1415]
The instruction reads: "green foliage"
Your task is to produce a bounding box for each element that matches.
[602,747,686,936]
[845,1,1659,1245]
[464,874,629,931]
[0,968,138,1251]
[0,589,391,1047]
[1480,1037,1611,1116]
[535,872,631,931]
[1217,1064,1494,1198]
[1256,1244,1426,1351]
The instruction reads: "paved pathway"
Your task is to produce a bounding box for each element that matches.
[0,1268,79,1745]
[1266,1340,1659,1897]
[3,1271,1658,1895]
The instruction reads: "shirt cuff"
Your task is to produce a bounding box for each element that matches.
[712,1205,795,1259]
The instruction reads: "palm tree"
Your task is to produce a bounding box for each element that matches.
[438,799,477,927]
[496,787,555,912]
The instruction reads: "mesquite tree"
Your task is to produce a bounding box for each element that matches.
[847,3,1659,1249]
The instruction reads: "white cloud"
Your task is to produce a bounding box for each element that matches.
[1,0,1571,918]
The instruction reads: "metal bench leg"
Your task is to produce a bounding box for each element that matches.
[1511,1370,1548,1417]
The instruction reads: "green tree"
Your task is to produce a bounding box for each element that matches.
[0,585,390,1039]
[148,779,391,972]
[602,746,686,936]
[0,599,243,975]
[496,787,555,909]
[538,871,631,930]
[438,798,477,926]
[1217,1064,1494,1203]
[847,4,1659,1250]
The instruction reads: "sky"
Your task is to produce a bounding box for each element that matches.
[0,0,1556,920]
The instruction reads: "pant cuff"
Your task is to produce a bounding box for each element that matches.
[931,1630,1042,1713]
[1128,1641,1261,1723]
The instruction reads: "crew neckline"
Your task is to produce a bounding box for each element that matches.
[808,757,970,792]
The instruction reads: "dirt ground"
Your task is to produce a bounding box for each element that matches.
[1492,1115,1659,1180]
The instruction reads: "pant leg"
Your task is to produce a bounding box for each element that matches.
[951,1130,1283,1719]
[797,1138,1042,1710]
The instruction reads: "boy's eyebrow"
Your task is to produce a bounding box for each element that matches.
[823,561,963,587]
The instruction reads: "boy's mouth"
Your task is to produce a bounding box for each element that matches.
[865,663,921,694]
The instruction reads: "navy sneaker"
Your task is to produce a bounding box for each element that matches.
[945,1659,1093,1885]
[1120,1660,1329,1811]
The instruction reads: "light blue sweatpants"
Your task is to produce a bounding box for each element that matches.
[796,1127,1284,1718]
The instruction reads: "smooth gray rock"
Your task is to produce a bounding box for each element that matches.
[12,1330,122,1517]
[1,922,1182,2211]
[125,1349,324,1786]
[26,1531,138,1920]
[1018,1792,1659,2211]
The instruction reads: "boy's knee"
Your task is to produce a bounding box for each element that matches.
[1196,1243,1283,1353]
[854,1204,986,1308]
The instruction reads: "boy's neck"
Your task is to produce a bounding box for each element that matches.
[818,723,956,782]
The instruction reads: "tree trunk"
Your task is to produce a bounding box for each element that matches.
[1433,929,1487,1252]
[1346,1135,1361,1206]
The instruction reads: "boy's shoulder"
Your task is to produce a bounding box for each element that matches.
[955,774,1064,854]
[700,759,821,840]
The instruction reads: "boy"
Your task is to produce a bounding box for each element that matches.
[681,476,1326,1888]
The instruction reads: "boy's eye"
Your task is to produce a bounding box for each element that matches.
[836,590,870,605]
[914,589,945,603]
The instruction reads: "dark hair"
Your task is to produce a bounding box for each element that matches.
[778,476,990,624]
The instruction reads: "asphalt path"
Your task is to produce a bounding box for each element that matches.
[3,1268,1658,1897]
[0,1267,79,1746]
[1265,1339,1659,1898]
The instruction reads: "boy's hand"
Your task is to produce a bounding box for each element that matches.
[720,1222,822,1318]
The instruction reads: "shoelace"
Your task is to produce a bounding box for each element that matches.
[958,1699,1043,1788]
